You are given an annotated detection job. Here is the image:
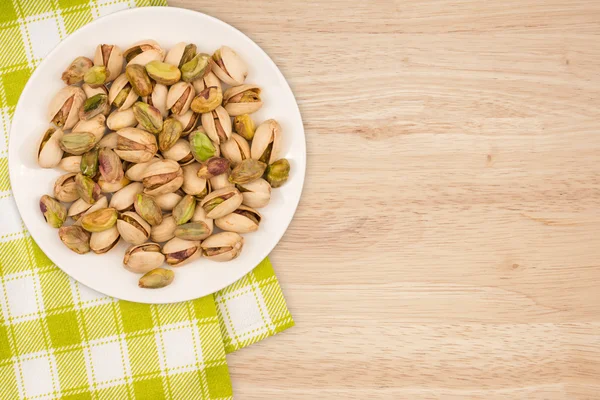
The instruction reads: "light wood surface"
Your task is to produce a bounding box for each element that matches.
[172,0,600,398]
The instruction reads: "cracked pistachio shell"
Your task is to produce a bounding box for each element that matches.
[70,196,108,223]
[172,195,196,225]
[132,101,163,134]
[200,232,244,262]
[80,207,118,232]
[83,65,108,88]
[62,56,93,85]
[161,237,201,267]
[236,178,271,208]
[94,44,123,82]
[197,157,230,179]
[188,129,218,162]
[228,158,266,185]
[99,176,130,193]
[150,214,177,242]
[233,114,255,141]
[251,119,282,164]
[180,52,212,82]
[215,205,261,233]
[98,147,124,183]
[58,225,91,254]
[73,114,106,142]
[109,182,144,211]
[48,85,86,129]
[117,211,151,245]
[154,192,183,211]
[59,156,82,173]
[266,158,291,188]
[200,187,243,219]
[124,243,166,274]
[124,40,165,65]
[134,193,163,226]
[80,148,99,177]
[139,268,174,289]
[165,42,197,67]
[191,206,213,235]
[167,82,195,115]
[82,83,108,98]
[40,195,67,228]
[142,83,168,117]
[201,106,231,145]
[162,139,194,166]
[210,172,233,191]
[38,127,64,168]
[107,108,137,130]
[54,173,79,202]
[172,110,200,134]
[115,127,158,163]
[79,93,110,121]
[141,159,184,196]
[174,221,211,241]
[145,60,181,85]
[108,73,139,110]
[159,117,183,152]
[125,156,161,181]
[182,163,209,196]
[220,134,250,165]
[90,225,120,254]
[211,46,248,86]
[223,84,262,116]
[126,64,153,97]
[192,72,221,94]
[98,132,119,149]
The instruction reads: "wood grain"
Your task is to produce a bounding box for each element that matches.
[171,0,600,398]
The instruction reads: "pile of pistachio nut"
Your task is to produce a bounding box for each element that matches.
[38,41,291,289]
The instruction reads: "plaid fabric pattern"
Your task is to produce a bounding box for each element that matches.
[0,1,294,398]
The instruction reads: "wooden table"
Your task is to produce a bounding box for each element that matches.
[173,0,600,398]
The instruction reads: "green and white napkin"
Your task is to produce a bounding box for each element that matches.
[0,1,294,398]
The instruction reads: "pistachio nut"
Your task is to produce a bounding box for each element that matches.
[158,117,183,152]
[220,134,250,165]
[191,205,214,235]
[124,243,166,273]
[90,225,120,254]
[124,40,165,65]
[115,127,158,163]
[126,64,153,97]
[93,44,123,82]
[233,114,255,141]
[174,221,211,241]
[106,109,136,131]
[228,158,266,185]
[80,148,99,177]
[125,156,161,181]
[109,182,144,211]
[172,194,196,225]
[75,170,102,203]
[98,147,124,183]
[83,65,108,88]
[98,132,119,149]
[69,196,108,223]
[38,127,64,168]
[139,268,174,289]
[188,129,218,162]
[80,207,118,232]
[82,83,108,98]
[108,73,139,110]
[197,157,230,179]
[79,93,109,121]
[150,214,177,242]
[182,163,209,196]
[58,225,91,254]
[134,193,163,226]
[210,172,234,191]
[223,84,262,116]
[62,56,93,85]
[132,101,163,134]
[117,211,151,245]
[172,110,199,135]
[154,191,183,211]
[215,205,261,233]
[98,176,130,193]
[145,60,181,85]
[251,119,282,164]
[191,71,221,94]
[141,159,184,196]
[167,82,195,115]
[54,173,79,202]
[40,195,67,228]
[200,232,244,262]
[164,42,197,68]
[162,139,194,166]
[201,106,232,145]
[190,86,222,114]
[211,46,248,86]
[236,178,271,208]
[58,156,82,173]
[200,187,243,219]
[181,52,212,82]
[72,114,106,142]
[48,86,86,129]
[162,237,201,267]
[142,83,168,117]
[266,158,290,188]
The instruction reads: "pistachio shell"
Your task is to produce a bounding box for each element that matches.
[94,44,124,82]
[115,127,158,163]
[215,205,261,233]
[172,110,199,134]
[154,192,183,211]
[107,109,137,130]
[117,211,151,245]
[38,127,64,168]
[161,139,192,165]
[139,268,174,289]
[124,243,165,273]
[58,225,91,254]
[191,205,213,236]
[125,156,161,181]
[164,42,190,67]
[109,182,144,211]
[200,232,244,262]
[236,178,271,208]
[210,172,233,191]
[108,73,139,110]
[182,163,209,196]
[143,83,168,117]
[70,196,108,223]
[82,83,108,98]
[200,187,243,219]
[48,86,86,129]
[201,106,231,145]
[124,40,164,63]
[150,214,177,242]
[167,82,194,115]
[222,84,262,116]
[220,134,250,165]
[161,237,201,267]
[251,119,282,164]
[191,72,221,94]
[72,114,106,142]
[90,225,120,254]
[62,56,93,85]
[141,159,184,196]
[54,173,79,202]
[39,195,67,228]
[211,46,248,86]
[98,176,130,193]
[58,156,82,173]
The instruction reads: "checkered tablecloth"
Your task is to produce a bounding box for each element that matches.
[0,1,294,399]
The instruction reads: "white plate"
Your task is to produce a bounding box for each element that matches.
[9,7,305,304]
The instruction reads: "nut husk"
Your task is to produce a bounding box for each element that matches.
[251,119,282,164]
[126,64,153,97]
[54,173,79,202]
[72,114,106,142]
[159,117,183,152]
[138,268,174,289]
[200,187,243,219]
[90,225,120,254]
[117,211,151,245]
[94,44,123,82]
[38,127,64,168]
[40,195,67,228]
[220,134,250,165]
[62,56,93,85]
[145,60,181,85]
[98,147,125,183]
[228,158,266,185]
[215,205,261,233]
[162,237,201,267]
[236,178,271,208]
[108,73,139,110]
[115,127,158,163]
[124,243,166,273]
[201,106,231,145]
[75,173,102,204]
[58,156,82,173]
[80,207,118,232]
[150,214,177,242]
[132,101,163,134]
[200,232,244,262]
[172,194,196,225]
[222,84,262,116]
[58,225,91,254]
[266,158,291,188]
[189,129,218,162]
[134,193,163,226]
[109,182,144,211]
[48,86,86,129]
[167,82,195,115]
[211,46,248,86]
